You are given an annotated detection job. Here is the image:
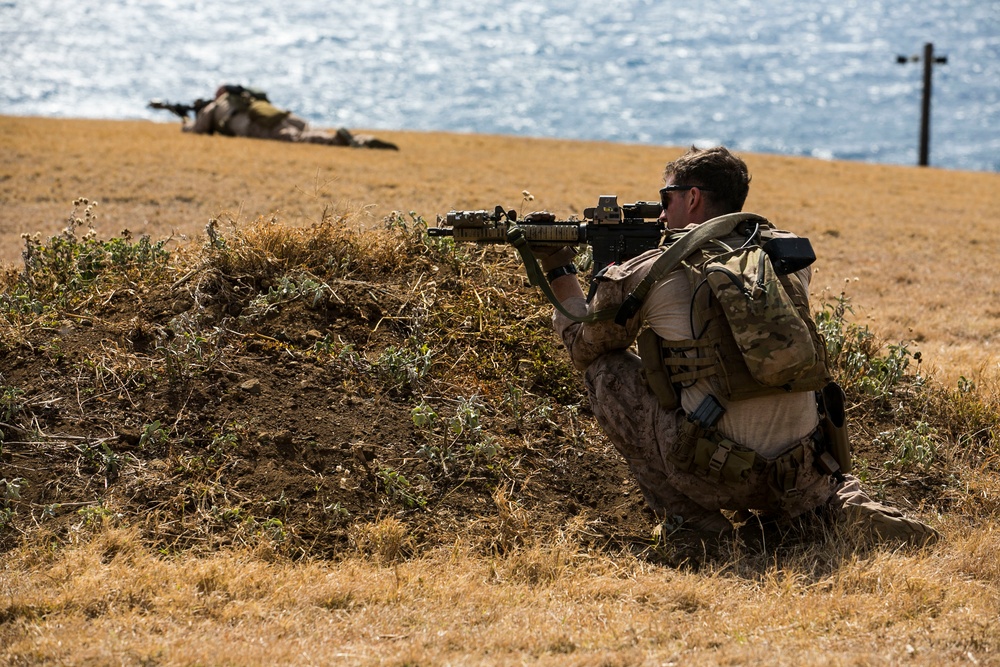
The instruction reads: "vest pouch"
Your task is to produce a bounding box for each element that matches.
[703,247,819,388]
[820,382,852,475]
[693,436,754,485]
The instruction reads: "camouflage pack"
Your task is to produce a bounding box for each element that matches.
[700,243,821,387]
[247,99,292,128]
[654,219,831,402]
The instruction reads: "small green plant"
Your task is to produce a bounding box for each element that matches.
[373,343,433,392]
[411,402,439,429]
[155,313,230,384]
[208,429,239,454]
[2,477,26,503]
[323,501,349,519]
[16,198,170,314]
[246,273,333,316]
[383,210,463,264]
[77,442,123,480]
[76,504,114,527]
[815,294,921,399]
[259,517,288,542]
[376,466,427,509]
[957,376,976,394]
[875,421,939,470]
[449,395,483,441]
[139,420,167,448]
[0,507,14,533]
[0,385,26,422]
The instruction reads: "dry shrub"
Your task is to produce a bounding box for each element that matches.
[491,483,530,554]
[349,516,412,563]
[204,209,369,278]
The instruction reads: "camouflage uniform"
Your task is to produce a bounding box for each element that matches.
[183,91,396,149]
[553,234,936,543]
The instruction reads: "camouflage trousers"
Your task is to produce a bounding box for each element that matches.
[584,350,840,525]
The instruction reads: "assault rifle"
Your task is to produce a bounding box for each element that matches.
[429,195,663,275]
[147,98,212,119]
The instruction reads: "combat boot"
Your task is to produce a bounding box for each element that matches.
[843,500,940,547]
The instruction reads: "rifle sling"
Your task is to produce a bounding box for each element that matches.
[507,227,619,324]
[508,212,766,326]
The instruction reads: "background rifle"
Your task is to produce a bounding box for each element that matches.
[429,195,663,274]
[147,98,211,119]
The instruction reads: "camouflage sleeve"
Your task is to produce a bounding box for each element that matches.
[552,273,646,372]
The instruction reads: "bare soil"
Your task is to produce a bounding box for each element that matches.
[0,217,662,559]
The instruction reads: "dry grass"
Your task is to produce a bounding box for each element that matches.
[2,116,1000,665]
[2,521,998,666]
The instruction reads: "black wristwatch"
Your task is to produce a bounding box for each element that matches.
[545,264,578,282]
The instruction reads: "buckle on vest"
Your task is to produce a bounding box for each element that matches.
[708,440,732,480]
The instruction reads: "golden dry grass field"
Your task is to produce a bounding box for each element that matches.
[2,115,1000,667]
[2,115,998,386]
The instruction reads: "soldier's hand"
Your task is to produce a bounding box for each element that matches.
[536,246,578,272]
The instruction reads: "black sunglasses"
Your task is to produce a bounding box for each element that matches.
[659,184,713,209]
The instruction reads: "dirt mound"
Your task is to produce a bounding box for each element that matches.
[1,211,654,558]
[1,203,982,561]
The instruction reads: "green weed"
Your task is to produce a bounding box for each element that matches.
[139,420,168,448]
[376,466,428,509]
[815,293,923,400]
[15,198,170,314]
[875,421,939,469]
[0,384,26,422]
[76,504,115,528]
[245,273,333,317]
[373,343,433,392]
[1,476,26,532]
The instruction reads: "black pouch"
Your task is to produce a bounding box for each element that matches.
[637,329,678,410]
[819,382,851,475]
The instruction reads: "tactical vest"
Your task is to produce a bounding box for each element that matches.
[508,210,853,486]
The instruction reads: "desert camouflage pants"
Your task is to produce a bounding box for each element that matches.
[585,350,841,524]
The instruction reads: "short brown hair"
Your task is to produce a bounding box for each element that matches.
[662,146,751,214]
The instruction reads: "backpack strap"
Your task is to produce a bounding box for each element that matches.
[613,212,768,326]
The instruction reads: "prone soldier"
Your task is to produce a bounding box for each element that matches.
[150,84,398,150]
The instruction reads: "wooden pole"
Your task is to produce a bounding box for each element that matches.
[919,43,934,167]
[897,42,947,167]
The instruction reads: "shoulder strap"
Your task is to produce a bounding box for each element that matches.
[613,212,768,326]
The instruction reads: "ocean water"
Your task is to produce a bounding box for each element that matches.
[2,0,998,171]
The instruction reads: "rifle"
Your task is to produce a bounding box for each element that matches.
[429,195,664,323]
[429,195,663,275]
[147,98,211,119]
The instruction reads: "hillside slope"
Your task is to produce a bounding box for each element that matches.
[2,116,998,384]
